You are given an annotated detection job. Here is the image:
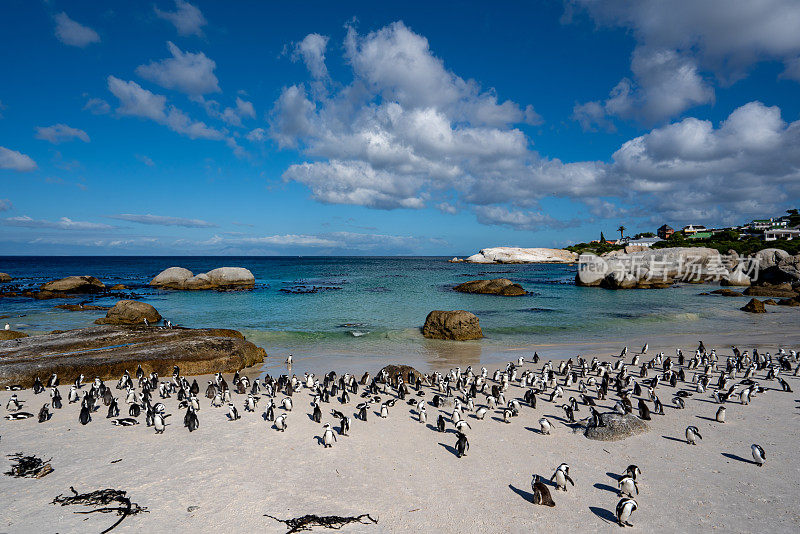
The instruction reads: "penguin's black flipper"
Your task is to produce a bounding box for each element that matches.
[566,474,574,486]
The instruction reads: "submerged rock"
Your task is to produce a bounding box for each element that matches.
[741,298,766,313]
[454,278,526,296]
[95,300,162,325]
[743,285,797,298]
[584,413,649,441]
[0,273,11,283]
[40,275,105,293]
[0,325,266,387]
[0,330,29,341]
[422,310,483,340]
[710,288,743,297]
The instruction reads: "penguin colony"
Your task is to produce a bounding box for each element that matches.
[3,343,796,529]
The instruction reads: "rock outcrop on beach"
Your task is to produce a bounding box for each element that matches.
[754,252,800,286]
[40,275,105,294]
[0,273,11,282]
[453,279,526,296]
[743,284,798,298]
[0,325,266,387]
[721,266,751,286]
[380,364,424,386]
[422,310,483,340]
[584,412,649,441]
[741,298,766,313]
[464,247,578,264]
[150,266,255,290]
[94,300,162,325]
[710,288,743,297]
[55,304,110,311]
[0,330,28,340]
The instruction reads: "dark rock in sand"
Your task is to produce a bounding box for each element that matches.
[710,288,743,297]
[422,310,482,341]
[454,279,526,296]
[40,275,105,294]
[0,330,29,340]
[777,298,800,307]
[380,364,424,386]
[762,299,779,306]
[0,273,11,283]
[584,412,649,441]
[95,300,162,325]
[55,304,111,311]
[0,325,266,387]
[741,298,766,313]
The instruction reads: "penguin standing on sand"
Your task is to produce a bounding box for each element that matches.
[6,394,21,411]
[79,404,91,425]
[321,423,337,448]
[475,406,488,420]
[357,402,369,421]
[618,475,638,497]
[437,414,446,432]
[282,397,293,411]
[539,417,552,435]
[418,405,427,424]
[616,498,638,527]
[751,444,766,466]
[715,406,726,423]
[38,403,51,423]
[51,388,62,410]
[637,399,651,420]
[185,406,199,432]
[154,412,167,434]
[107,398,119,418]
[625,465,641,480]
[686,425,702,445]
[264,400,275,421]
[332,410,350,435]
[228,403,240,421]
[455,431,469,458]
[274,413,287,432]
[531,474,555,506]
[551,463,574,491]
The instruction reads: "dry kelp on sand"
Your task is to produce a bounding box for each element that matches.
[265,513,378,533]
[4,453,53,478]
[52,487,148,533]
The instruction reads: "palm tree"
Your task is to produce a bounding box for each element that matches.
[618,225,626,240]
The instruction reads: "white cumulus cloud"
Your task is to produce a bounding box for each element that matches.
[0,147,37,172]
[136,42,220,96]
[154,0,206,37]
[35,124,90,144]
[54,12,100,47]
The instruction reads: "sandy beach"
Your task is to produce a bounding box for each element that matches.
[1,332,799,533]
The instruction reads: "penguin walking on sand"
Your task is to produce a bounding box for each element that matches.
[616,498,638,527]
[264,400,275,422]
[185,406,199,432]
[357,402,369,421]
[228,403,240,421]
[312,403,322,423]
[624,465,641,480]
[455,431,469,458]
[107,398,119,418]
[79,404,91,425]
[332,410,350,436]
[539,417,552,435]
[437,414,446,432]
[274,413,288,432]
[531,474,555,506]
[322,423,337,448]
[380,402,389,419]
[618,475,638,497]
[686,425,702,445]
[6,394,21,411]
[38,403,51,423]
[154,412,167,434]
[551,463,574,491]
[751,444,766,466]
[475,406,488,420]
[715,406,726,423]
[418,405,427,424]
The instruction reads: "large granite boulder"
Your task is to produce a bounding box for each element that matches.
[584,413,649,441]
[721,266,751,286]
[0,273,11,283]
[465,247,577,264]
[205,267,255,289]
[755,248,790,270]
[150,267,194,288]
[40,275,105,293]
[602,270,638,289]
[95,300,162,325]
[0,330,28,341]
[454,279,526,296]
[741,298,766,313]
[422,310,483,340]
[576,254,608,286]
[755,254,800,286]
[380,364,424,386]
[0,325,266,387]
[150,266,255,290]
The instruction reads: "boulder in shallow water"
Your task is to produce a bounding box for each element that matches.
[422,310,483,340]
[95,300,162,325]
[741,298,766,313]
[150,267,194,289]
[584,412,649,441]
[710,288,743,297]
[0,273,11,283]
[184,273,214,290]
[205,267,255,289]
[721,266,751,286]
[40,275,105,293]
[454,279,526,296]
[743,285,797,298]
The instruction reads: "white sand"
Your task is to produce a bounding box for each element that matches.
[1,336,799,533]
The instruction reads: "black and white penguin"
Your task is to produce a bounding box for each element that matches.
[184,406,199,432]
[550,463,574,492]
[154,412,167,433]
[539,417,552,435]
[715,406,726,423]
[357,402,369,421]
[418,405,427,424]
[51,387,62,410]
[672,396,685,410]
[129,403,141,417]
[625,465,641,480]
[637,399,651,420]
[112,417,139,426]
[618,475,638,497]
[107,398,119,418]
[274,413,287,432]
[37,403,51,423]
[47,374,59,388]
[321,423,337,448]
[751,444,766,466]
[6,394,21,411]
[5,412,34,420]
[531,474,555,506]
[312,403,322,423]
[228,403,240,421]
[616,497,638,527]
[454,431,469,458]
[685,425,702,445]
[282,397,293,411]
[264,400,275,422]
[437,414,446,432]
[79,404,91,425]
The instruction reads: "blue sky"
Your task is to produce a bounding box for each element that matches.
[1,0,799,255]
